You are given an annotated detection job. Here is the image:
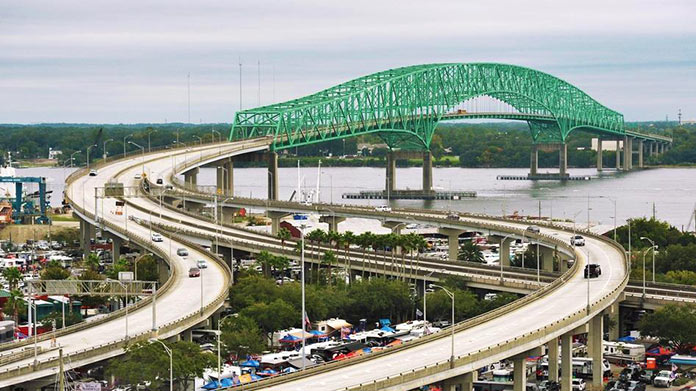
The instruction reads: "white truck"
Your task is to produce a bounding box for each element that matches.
[653,370,674,388]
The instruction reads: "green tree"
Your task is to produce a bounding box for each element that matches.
[40,310,82,328]
[348,278,413,323]
[269,255,291,283]
[108,340,214,390]
[2,267,23,290]
[240,299,298,346]
[51,228,79,245]
[228,274,280,313]
[255,250,273,278]
[3,289,26,322]
[426,288,478,323]
[83,252,101,272]
[277,227,291,248]
[639,303,696,353]
[136,254,159,282]
[321,250,338,285]
[220,315,266,358]
[458,241,484,263]
[663,270,696,285]
[41,261,71,280]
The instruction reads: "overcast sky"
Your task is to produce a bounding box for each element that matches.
[1,0,694,123]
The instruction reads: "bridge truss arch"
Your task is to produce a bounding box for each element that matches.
[230,63,625,150]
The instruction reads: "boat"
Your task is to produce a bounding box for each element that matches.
[0,152,17,201]
[669,355,696,366]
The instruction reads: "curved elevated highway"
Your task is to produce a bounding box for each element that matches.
[0,140,628,391]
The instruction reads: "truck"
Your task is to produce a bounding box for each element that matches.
[652,370,674,388]
[603,341,646,364]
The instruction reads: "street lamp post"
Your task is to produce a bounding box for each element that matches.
[128,141,145,175]
[149,339,173,391]
[102,139,114,162]
[86,144,97,171]
[212,129,221,143]
[123,134,133,157]
[148,129,158,152]
[70,150,81,168]
[216,313,236,386]
[584,248,591,314]
[430,284,455,367]
[300,222,308,371]
[193,135,202,146]
[423,270,436,331]
[640,236,657,284]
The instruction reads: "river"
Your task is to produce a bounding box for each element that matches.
[20,166,696,230]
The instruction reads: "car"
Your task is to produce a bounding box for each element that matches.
[584,263,602,278]
[151,233,163,242]
[375,205,392,212]
[156,178,163,185]
[89,169,97,176]
[638,370,656,384]
[165,184,173,190]
[196,259,208,269]
[188,267,200,278]
[653,370,673,387]
[134,173,142,180]
[526,225,541,234]
[299,200,312,206]
[177,248,189,257]
[539,380,560,391]
[570,235,585,246]
[446,213,460,220]
[572,378,586,391]
[626,381,645,391]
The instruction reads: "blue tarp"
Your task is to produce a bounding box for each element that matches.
[379,319,391,327]
[309,330,325,336]
[380,325,395,333]
[240,359,260,367]
[202,378,233,389]
[617,336,637,342]
[279,334,301,343]
[257,369,279,376]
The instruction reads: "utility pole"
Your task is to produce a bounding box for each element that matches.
[59,348,65,391]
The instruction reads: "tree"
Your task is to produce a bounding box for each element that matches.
[220,315,266,358]
[41,261,71,280]
[240,299,298,346]
[228,274,280,313]
[426,288,479,323]
[458,241,484,263]
[663,270,696,285]
[342,231,356,284]
[640,303,696,353]
[108,340,214,390]
[3,289,25,322]
[40,310,82,328]
[269,255,290,283]
[348,278,413,323]
[277,227,291,249]
[2,267,23,290]
[321,250,338,285]
[255,250,273,278]
[83,252,101,272]
[51,227,79,245]
[136,254,159,282]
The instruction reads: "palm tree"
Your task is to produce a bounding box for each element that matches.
[399,234,412,282]
[458,241,484,263]
[277,227,291,249]
[306,229,326,283]
[408,233,428,282]
[255,250,273,277]
[342,231,356,284]
[270,255,291,284]
[2,267,23,290]
[83,252,100,271]
[4,289,26,322]
[321,250,337,285]
[356,232,372,279]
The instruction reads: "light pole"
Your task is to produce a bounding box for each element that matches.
[584,248,591,315]
[536,243,540,283]
[216,313,236,386]
[423,269,436,331]
[193,135,202,146]
[70,150,81,168]
[123,134,133,157]
[149,339,173,391]
[147,129,158,152]
[640,236,657,284]
[128,141,145,175]
[103,139,114,162]
[86,144,97,171]
[430,284,455,367]
[300,222,308,371]
[212,129,221,143]
[640,248,649,298]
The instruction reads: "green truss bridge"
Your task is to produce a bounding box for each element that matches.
[230,63,672,188]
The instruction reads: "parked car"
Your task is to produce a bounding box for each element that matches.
[626,380,645,391]
[177,248,189,257]
[572,378,586,391]
[375,205,392,212]
[151,233,163,242]
[638,370,656,384]
[89,169,97,176]
[196,259,208,269]
[156,178,163,185]
[653,370,673,387]
[584,263,602,278]
[188,267,200,278]
[570,235,585,246]
[526,225,541,234]
[134,173,142,180]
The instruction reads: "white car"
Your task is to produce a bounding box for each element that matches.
[653,370,673,387]
[151,233,163,242]
[89,169,98,176]
[134,173,142,180]
[572,378,586,391]
[570,235,585,246]
[196,259,208,269]
[375,205,392,212]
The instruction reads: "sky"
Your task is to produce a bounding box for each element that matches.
[1,0,695,124]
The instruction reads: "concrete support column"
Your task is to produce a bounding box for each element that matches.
[622,136,630,171]
[561,333,572,391]
[540,246,555,272]
[530,144,539,176]
[184,167,199,187]
[386,150,396,196]
[181,329,192,342]
[638,140,644,168]
[596,137,603,171]
[268,211,289,236]
[649,142,655,157]
[615,140,621,170]
[422,150,433,193]
[559,143,568,176]
[267,152,278,201]
[439,228,464,262]
[158,258,169,284]
[443,372,477,391]
[224,160,234,195]
[500,238,511,267]
[548,337,559,382]
[320,215,346,232]
[513,355,527,391]
[589,314,604,388]
[659,143,664,154]
[216,165,224,194]
[607,301,620,341]
[79,218,91,253]
[627,137,633,170]
[111,236,122,262]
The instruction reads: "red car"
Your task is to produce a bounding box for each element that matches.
[188,267,200,278]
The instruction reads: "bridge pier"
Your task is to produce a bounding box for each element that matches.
[596,137,603,171]
[442,371,477,391]
[268,152,278,200]
[559,143,568,177]
[530,144,538,176]
[79,218,95,254]
[588,314,604,389]
[385,150,396,197]
[267,211,290,236]
[623,136,631,171]
[615,140,621,170]
[638,140,644,168]
[539,246,555,272]
[513,347,541,391]
[422,150,433,194]
[561,331,573,391]
[184,167,199,187]
[439,228,465,262]
[216,158,234,196]
[490,236,513,266]
[548,337,559,382]
[607,300,620,341]
[320,214,346,232]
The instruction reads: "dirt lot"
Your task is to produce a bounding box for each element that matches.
[0,220,79,243]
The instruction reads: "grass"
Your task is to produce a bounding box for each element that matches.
[51,214,78,222]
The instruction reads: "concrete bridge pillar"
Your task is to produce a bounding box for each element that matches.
[596,137,603,171]
[638,140,644,168]
[622,136,630,171]
[267,152,278,200]
[216,158,234,196]
[385,150,396,197]
[649,142,655,157]
[513,354,527,391]
[561,332,573,391]
[80,218,95,254]
[559,143,568,177]
[184,167,199,188]
[548,337,559,382]
[267,211,289,236]
[497,237,512,267]
[628,137,634,170]
[439,228,465,262]
[181,328,193,342]
[539,246,555,272]
[422,150,433,194]
[111,235,123,262]
[530,144,538,176]
[589,314,604,389]
[659,143,664,154]
[615,140,621,170]
[320,215,346,232]
[443,372,477,391]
